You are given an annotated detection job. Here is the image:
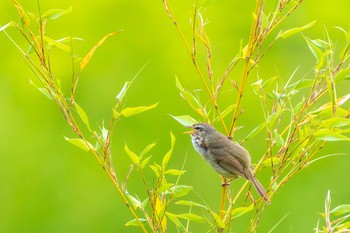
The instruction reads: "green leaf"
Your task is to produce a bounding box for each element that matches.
[166,185,193,198]
[64,137,92,151]
[150,164,160,177]
[56,37,84,43]
[304,36,324,70]
[219,104,236,119]
[101,126,108,142]
[124,143,139,164]
[175,76,203,115]
[312,94,350,114]
[262,157,282,167]
[175,200,207,209]
[29,80,52,100]
[43,36,70,53]
[321,117,350,128]
[170,115,198,127]
[121,103,158,117]
[273,130,284,146]
[0,21,15,32]
[157,182,174,193]
[162,150,172,167]
[243,122,265,142]
[164,169,186,176]
[126,194,142,209]
[231,204,254,218]
[140,142,156,159]
[116,81,130,101]
[140,156,152,169]
[334,67,350,83]
[170,131,176,148]
[261,11,269,28]
[278,20,316,39]
[74,102,92,131]
[211,211,225,229]
[141,199,148,209]
[125,218,147,227]
[314,129,350,141]
[288,79,315,90]
[166,212,184,229]
[334,26,350,42]
[42,6,73,20]
[331,204,350,216]
[176,213,205,223]
[162,132,176,166]
[80,31,122,71]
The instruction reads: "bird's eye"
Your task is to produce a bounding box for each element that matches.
[194,126,203,131]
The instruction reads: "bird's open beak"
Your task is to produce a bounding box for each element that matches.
[183,125,194,135]
[183,130,194,135]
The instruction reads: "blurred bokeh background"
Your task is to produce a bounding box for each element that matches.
[1,0,349,232]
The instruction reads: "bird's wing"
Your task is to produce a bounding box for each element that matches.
[210,147,247,178]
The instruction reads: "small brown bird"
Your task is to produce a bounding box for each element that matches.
[186,122,269,202]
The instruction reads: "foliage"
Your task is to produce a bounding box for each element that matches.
[1,0,350,232]
[164,0,350,232]
[1,1,190,233]
[315,191,350,233]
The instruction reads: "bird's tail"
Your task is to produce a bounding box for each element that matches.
[244,168,270,203]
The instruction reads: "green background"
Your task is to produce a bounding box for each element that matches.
[1,0,349,232]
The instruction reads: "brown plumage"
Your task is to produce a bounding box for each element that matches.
[188,123,269,202]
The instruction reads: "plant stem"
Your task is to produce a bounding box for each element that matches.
[229,0,262,138]
[219,177,227,220]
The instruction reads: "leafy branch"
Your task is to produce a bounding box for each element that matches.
[163,0,350,232]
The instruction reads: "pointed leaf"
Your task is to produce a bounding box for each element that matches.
[124,143,139,164]
[42,6,73,20]
[220,104,236,119]
[164,169,186,176]
[162,150,172,167]
[29,80,52,100]
[121,103,158,117]
[125,218,147,227]
[321,117,350,128]
[334,67,350,83]
[175,200,207,209]
[80,31,122,71]
[166,212,184,229]
[74,102,92,131]
[314,129,350,141]
[175,77,203,113]
[211,211,225,229]
[140,142,156,159]
[304,36,324,70]
[64,137,92,151]
[262,157,282,167]
[0,21,15,32]
[278,20,316,39]
[116,81,130,101]
[43,36,70,53]
[170,115,198,127]
[126,194,142,209]
[150,164,160,177]
[273,130,285,146]
[141,156,152,169]
[331,204,350,216]
[157,182,174,193]
[166,185,193,198]
[170,131,176,148]
[231,204,254,218]
[177,213,205,223]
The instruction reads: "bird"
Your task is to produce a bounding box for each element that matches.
[186,122,269,202]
